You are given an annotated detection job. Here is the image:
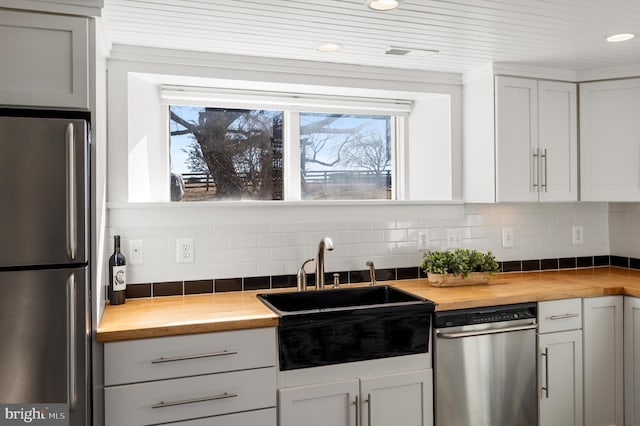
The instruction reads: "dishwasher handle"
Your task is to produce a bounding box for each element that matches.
[436,323,537,339]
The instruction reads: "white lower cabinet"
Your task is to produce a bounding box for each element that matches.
[279,370,433,426]
[538,330,583,426]
[626,296,640,426]
[538,299,583,426]
[583,296,624,426]
[103,328,277,426]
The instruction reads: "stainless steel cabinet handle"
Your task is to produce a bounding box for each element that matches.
[549,313,579,320]
[151,392,237,409]
[366,393,372,426]
[354,395,360,426]
[65,123,77,260]
[541,348,549,398]
[532,148,540,192]
[67,273,77,409]
[151,350,238,364]
[436,323,537,339]
[541,148,548,192]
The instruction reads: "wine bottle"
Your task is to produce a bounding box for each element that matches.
[108,235,126,305]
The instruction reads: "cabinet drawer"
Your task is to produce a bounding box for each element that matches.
[104,328,276,386]
[538,298,582,333]
[174,408,275,425]
[104,367,275,426]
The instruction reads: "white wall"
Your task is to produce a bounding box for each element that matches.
[609,203,640,258]
[106,45,462,203]
[107,202,609,284]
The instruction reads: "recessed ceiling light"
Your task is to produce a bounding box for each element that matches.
[317,43,342,52]
[605,33,635,43]
[365,0,403,11]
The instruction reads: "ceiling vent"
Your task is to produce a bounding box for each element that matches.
[385,48,411,56]
[385,47,440,58]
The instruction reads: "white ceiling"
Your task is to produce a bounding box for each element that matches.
[102,0,640,74]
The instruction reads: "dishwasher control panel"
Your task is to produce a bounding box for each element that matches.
[434,302,537,328]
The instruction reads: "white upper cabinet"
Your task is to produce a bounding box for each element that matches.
[495,76,577,202]
[463,71,577,202]
[580,78,640,201]
[0,9,89,109]
[537,81,578,202]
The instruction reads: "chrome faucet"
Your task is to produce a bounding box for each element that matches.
[366,260,377,286]
[315,237,334,289]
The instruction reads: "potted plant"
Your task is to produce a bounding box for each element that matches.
[421,249,500,287]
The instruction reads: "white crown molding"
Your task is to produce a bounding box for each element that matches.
[576,64,640,82]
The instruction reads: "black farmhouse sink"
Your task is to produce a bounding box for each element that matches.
[257,286,436,371]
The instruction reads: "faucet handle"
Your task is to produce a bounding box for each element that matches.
[366,261,377,286]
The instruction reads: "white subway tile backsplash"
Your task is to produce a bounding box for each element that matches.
[109,202,612,284]
[384,229,408,242]
[271,246,298,261]
[229,234,257,249]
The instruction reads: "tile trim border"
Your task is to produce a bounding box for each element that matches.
[125,254,640,299]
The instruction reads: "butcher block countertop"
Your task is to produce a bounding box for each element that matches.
[97,267,640,342]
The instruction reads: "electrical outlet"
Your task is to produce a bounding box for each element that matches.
[446,228,462,248]
[572,225,584,245]
[176,238,195,263]
[502,228,514,248]
[417,230,430,251]
[129,240,143,265]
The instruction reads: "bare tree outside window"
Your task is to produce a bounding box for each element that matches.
[170,106,283,201]
[300,113,392,200]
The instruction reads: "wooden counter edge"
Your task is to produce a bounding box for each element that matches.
[96,316,279,343]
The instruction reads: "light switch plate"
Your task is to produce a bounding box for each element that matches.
[129,240,143,265]
[417,230,430,251]
[502,228,514,248]
[572,225,584,245]
[446,228,462,248]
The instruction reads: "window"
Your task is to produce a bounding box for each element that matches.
[300,113,392,200]
[169,102,401,202]
[170,106,284,201]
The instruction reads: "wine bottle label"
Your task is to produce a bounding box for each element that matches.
[112,266,127,291]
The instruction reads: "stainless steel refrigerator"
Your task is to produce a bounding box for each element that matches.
[0,112,90,426]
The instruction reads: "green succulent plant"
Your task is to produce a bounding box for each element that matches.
[421,249,500,278]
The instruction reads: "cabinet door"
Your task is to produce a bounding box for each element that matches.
[360,369,433,426]
[625,297,640,426]
[583,296,624,426]
[580,78,640,201]
[538,81,577,202]
[538,330,583,426]
[0,10,88,109]
[279,379,359,426]
[495,76,539,202]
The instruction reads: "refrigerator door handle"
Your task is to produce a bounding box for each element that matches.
[67,273,77,409]
[65,123,77,260]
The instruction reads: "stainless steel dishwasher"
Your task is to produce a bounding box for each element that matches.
[434,303,538,426]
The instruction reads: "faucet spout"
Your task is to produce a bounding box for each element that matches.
[315,237,334,289]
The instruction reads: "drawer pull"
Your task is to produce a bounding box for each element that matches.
[151,392,238,409]
[549,313,579,320]
[151,350,238,364]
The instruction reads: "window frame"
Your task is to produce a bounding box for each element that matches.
[165,90,409,202]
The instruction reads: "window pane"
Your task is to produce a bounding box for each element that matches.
[300,113,392,200]
[169,106,283,201]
